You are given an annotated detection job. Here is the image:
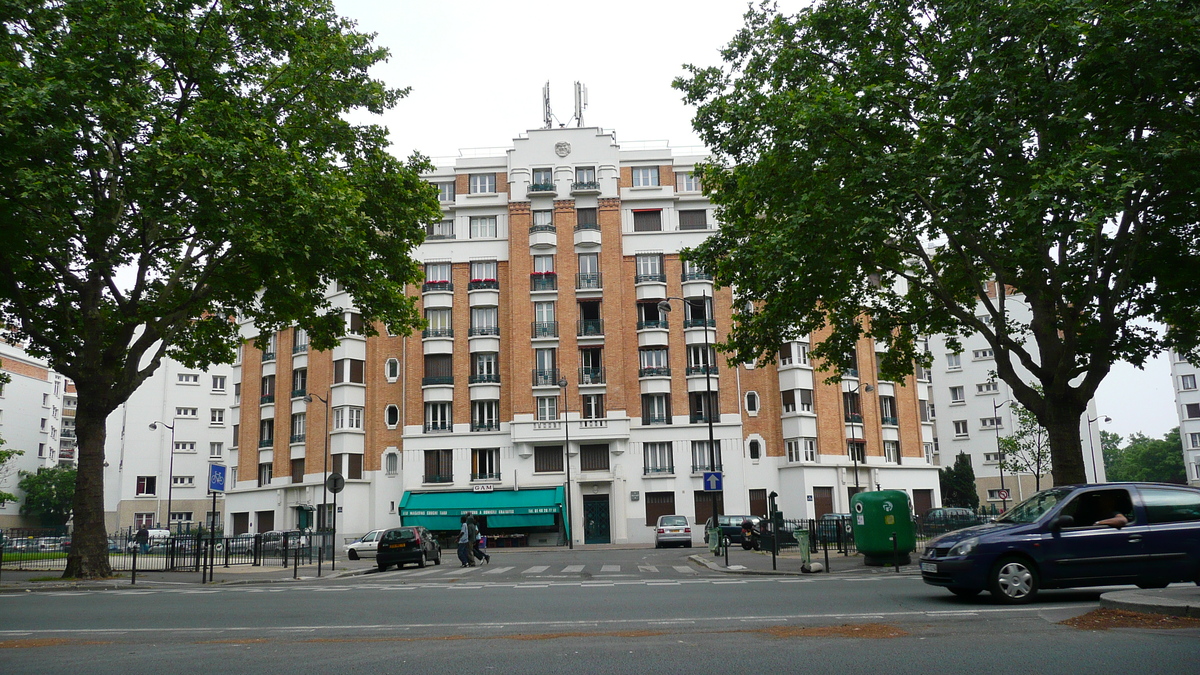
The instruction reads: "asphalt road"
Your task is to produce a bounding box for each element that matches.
[2,548,1197,674]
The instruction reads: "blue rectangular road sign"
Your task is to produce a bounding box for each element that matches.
[702,471,723,492]
[208,464,228,493]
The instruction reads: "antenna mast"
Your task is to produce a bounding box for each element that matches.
[573,81,588,127]
[542,81,553,129]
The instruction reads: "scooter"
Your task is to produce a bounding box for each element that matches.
[741,526,757,550]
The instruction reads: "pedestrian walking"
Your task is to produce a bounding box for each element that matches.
[457,515,473,567]
[135,526,150,554]
[468,515,490,564]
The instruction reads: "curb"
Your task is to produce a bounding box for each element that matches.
[1099,589,1200,618]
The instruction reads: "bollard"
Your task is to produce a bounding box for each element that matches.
[131,546,138,585]
[293,544,299,579]
[723,536,729,567]
[824,531,831,573]
[317,544,323,578]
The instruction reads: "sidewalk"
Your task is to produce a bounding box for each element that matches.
[1099,587,1200,618]
[690,543,920,577]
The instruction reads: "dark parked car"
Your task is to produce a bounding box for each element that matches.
[918,507,983,536]
[814,513,853,545]
[920,483,1200,603]
[376,526,441,570]
[703,515,757,545]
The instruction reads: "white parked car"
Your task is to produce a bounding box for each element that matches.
[345,529,385,560]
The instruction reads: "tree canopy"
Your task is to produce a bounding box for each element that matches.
[18,466,76,527]
[1104,428,1186,484]
[997,399,1052,491]
[0,1,440,577]
[675,0,1200,487]
[939,452,979,509]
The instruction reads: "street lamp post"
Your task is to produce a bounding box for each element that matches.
[1087,414,1112,483]
[993,399,1012,512]
[847,383,873,494]
[557,378,574,549]
[304,392,331,563]
[149,420,177,531]
[658,293,721,530]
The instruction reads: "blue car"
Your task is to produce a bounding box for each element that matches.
[920,483,1200,603]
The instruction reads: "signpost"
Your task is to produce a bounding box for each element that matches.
[326,472,344,570]
[204,464,227,584]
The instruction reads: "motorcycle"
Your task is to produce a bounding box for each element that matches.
[741,525,758,550]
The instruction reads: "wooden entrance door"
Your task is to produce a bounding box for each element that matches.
[813,487,835,519]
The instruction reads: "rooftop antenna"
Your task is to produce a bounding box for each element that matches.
[542,81,553,130]
[573,81,588,127]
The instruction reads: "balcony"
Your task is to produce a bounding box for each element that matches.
[471,472,502,481]
[638,367,671,378]
[424,421,453,434]
[291,388,306,399]
[532,369,561,386]
[292,343,308,354]
[637,319,668,330]
[576,273,602,290]
[642,415,671,425]
[425,231,456,241]
[644,466,674,476]
[685,365,718,376]
[262,351,276,362]
[843,368,859,378]
[528,182,557,196]
[635,273,667,284]
[683,318,716,329]
[577,319,604,337]
[691,463,724,473]
[682,271,713,282]
[468,326,500,337]
[845,413,863,424]
[60,430,76,439]
[471,422,501,433]
[469,373,500,384]
[258,439,274,448]
[289,434,305,444]
[260,394,275,405]
[422,281,453,293]
[690,412,719,424]
[532,321,559,338]
[422,376,454,386]
[574,221,601,232]
[423,474,453,484]
[530,273,558,292]
[882,416,899,426]
[571,180,601,195]
[579,367,605,385]
[422,328,454,339]
[468,279,499,291]
[528,223,556,234]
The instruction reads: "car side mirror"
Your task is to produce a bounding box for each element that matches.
[1050,515,1074,531]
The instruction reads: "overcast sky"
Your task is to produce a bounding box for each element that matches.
[330,0,1180,442]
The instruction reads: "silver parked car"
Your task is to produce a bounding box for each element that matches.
[345,529,385,560]
[654,515,692,548]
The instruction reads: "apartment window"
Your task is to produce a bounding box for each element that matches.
[633,209,662,232]
[534,300,555,324]
[258,462,273,486]
[472,401,499,431]
[687,345,716,371]
[473,352,499,379]
[641,393,671,424]
[973,348,994,360]
[581,394,605,419]
[427,219,455,238]
[333,407,363,430]
[803,438,817,462]
[1187,403,1200,419]
[425,402,452,432]
[691,440,720,472]
[635,254,663,278]
[536,396,558,421]
[795,343,810,365]
[977,381,999,394]
[919,400,931,422]
[291,458,305,483]
[575,166,596,184]
[176,407,198,418]
[470,260,497,281]
[779,343,793,366]
[469,173,496,194]
[381,404,398,428]
[212,375,226,392]
[172,476,195,488]
[1189,433,1200,449]
[37,443,47,458]
[953,420,969,437]
[293,327,308,352]
[233,382,241,405]
[385,358,400,382]
[469,307,498,336]
[134,512,154,528]
[534,446,564,473]
[426,308,452,334]
[470,215,498,238]
[877,396,897,424]
[291,412,306,441]
[262,333,277,359]
[210,442,223,458]
[632,166,659,187]
[343,454,363,480]
[531,167,553,186]
[1182,374,1197,391]
[136,476,157,496]
[174,441,196,453]
[231,424,239,448]
[786,439,801,463]
[530,210,554,231]
[986,489,1007,501]
[40,418,48,430]
[924,442,935,463]
[333,358,366,384]
[799,388,814,413]
[425,262,451,283]
[677,171,700,192]
[437,181,455,202]
[848,442,866,463]
[178,373,200,384]
[169,511,194,524]
[745,391,760,415]
[210,409,224,425]
[576,207,598,227]
[639,348,668,371]
[292,368,307,397]
[533,254,555,273]
[644,442,673,474]
[678,210,708,230]
[580,444,609,472]
[781,390,797,413]
[44,392,51,406]
[884,440,900,463]
[259,418,274,446]
[749,440,761,460]
[472,447,500,480]
[385,452,399,476]
[946,353,962,369]
[949,386,965,403]
[980,416,1003,429]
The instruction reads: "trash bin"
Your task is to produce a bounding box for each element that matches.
[794,527,810,565]
[850,490,916,566]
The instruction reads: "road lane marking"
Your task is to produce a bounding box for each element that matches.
[638,565,658,573]
[600,565,620,572]
[561,565,585,573]
[522,566,550,574]
[482,566,515,575]
[672,566,695,574]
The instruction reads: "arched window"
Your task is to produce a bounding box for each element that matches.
[745,391,760,415]
[385,404,400,428]
[749,439,761,460]
[385,358,400,382]
[385,453,399,476]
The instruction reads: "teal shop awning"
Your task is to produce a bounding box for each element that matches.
[398,487,563,531]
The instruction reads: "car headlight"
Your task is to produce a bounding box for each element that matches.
[948,537,978,557]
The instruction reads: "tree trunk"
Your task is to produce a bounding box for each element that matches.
[63,400,113,579]
[1046,407,1088,486]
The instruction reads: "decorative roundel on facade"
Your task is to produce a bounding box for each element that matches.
[554,141,571,157]
[854,501,864,513]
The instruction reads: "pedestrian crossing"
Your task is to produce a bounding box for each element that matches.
[386,563,702,578]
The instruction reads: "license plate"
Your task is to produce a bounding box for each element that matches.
[390,543,407,549]
[920,562,937,573]
[668,529,681,533]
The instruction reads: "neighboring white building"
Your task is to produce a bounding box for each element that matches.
[0,342,71,528]
[1169,350,1200,486]
[928,284,1106,509]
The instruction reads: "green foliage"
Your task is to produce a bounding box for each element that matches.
[675,0,1200,486]
[18,467,76,527]
[0,445,21,504]
[997,399,1052,490]
[939,453,979,510]
[1104,428,1186,484]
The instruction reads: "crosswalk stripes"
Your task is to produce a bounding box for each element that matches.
[482,566,515,575]
[600,564,620,572]
[522,565,550,574]
[672,566,694,574]
[560,565,585,573]
[638,565,658,573]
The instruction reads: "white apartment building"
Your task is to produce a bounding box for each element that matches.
[0,342,71,528]
[928,285,1106,508]
[1169,350,1200,486]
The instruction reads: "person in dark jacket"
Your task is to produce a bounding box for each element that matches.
[467,515,490,564]
[135,526,150,554]
[457,515,473,567]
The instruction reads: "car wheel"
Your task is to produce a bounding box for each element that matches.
[989,556,1039,604]
[1136,580,1169,589]
[433,550,441,565]
[655,542,662,549]
[377,561,389,572]
[742,542,753,550]
[948,587,982,598]
[347,549,359,561]
[417,552,427,569]
[685,542,692,548]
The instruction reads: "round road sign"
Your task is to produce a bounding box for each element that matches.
[998,489,1010,500]
[326,472,346,494]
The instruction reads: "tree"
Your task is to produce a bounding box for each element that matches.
[675,0,1200,489]
[997,400,1052,491]
[0,367,16,505]
[18,466,76,527]
[0,2,441,578]
[939,453,979,510]
[1100,430,1124,475]
[1105,428,1186,484]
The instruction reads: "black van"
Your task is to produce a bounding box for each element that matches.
[376,526,442,571]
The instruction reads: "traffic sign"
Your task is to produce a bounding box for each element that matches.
[208,464,227,493]
[702,471,723,491]
[326,472,345,494]
[998,489,1010,500]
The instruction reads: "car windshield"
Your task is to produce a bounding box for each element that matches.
[996,487,1074,524]
[660,516,687,527]
[383,529,416,542]
[717,516,740,526]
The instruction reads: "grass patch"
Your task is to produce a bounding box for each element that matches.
[1,553,68,562]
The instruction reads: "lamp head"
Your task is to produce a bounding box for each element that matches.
[656,300,672,313]
[303,394,313,403]
[558,378,568,389]
[148,422,157,430]
[863,384,874,393]
[1103,416,1112,423]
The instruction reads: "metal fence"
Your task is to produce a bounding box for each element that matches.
[2,528,335,573]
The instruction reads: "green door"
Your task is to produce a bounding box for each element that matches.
[583,495,610,544]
